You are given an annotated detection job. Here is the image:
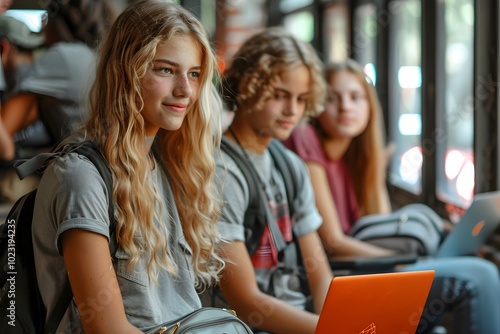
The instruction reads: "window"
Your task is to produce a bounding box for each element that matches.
[280,0,314,13]
[435,0,475,207]
[283,10,314,42]
[387,1,423,194]
[352,3,378,83]
[200,0,216,38]
[323,3,349,63]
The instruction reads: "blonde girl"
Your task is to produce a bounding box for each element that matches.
[32,0,224,332]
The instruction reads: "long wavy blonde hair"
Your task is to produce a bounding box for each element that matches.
[316,59,387,216]
[80,0,224,288]
[222,27,325,117]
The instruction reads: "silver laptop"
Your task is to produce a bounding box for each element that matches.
[436,190,500,258]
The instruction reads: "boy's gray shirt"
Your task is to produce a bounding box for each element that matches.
[215,138,323,309]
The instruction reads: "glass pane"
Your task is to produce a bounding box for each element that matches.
[353,3,377,84]
[323,4,349,63]
[283,10,314,43]
[200,0,216,37]
[436,0,475,207]
[280,0,314,13]
[387,1,422,194]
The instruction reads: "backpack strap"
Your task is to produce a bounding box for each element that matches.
[268,140,300,270]
[220,136,287,255]
[268,140,296,218]
[268,140,313,297]
[14,141,115,334]
[14,153,56,180]
[44,282,72,334]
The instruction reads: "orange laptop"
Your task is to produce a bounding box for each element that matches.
[315,270,435,334]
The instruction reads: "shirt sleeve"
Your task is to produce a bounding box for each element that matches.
[35,152,112,255]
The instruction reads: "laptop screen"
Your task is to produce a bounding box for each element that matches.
[436,190,500,258]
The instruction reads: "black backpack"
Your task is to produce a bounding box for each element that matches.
[0,141,114,334]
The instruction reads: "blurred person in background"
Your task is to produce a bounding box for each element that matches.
[0,0,115,161]
[0,15,45,99]
[0,0,12,110]
[0,14,47,202]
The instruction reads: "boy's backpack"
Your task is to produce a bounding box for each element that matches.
[220,136,298,257]
[0,141,114,334]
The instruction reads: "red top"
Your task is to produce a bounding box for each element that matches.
[283,124,360,233]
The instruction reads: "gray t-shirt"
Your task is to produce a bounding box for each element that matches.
[215,138,322,309]
[17,42,97,141]
[32,152,201,333]
[19,42,95,104]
